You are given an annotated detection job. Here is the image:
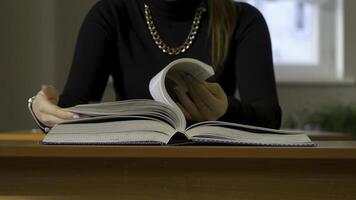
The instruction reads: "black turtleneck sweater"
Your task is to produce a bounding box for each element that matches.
[58,0,282,129]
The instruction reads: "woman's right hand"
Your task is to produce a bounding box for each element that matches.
[32,85,79,127]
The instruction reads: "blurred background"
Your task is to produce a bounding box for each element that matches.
[0,0,355,137]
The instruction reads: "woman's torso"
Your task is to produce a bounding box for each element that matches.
[95,0,244,99]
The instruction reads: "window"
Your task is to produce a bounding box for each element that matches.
[239,0,345,83]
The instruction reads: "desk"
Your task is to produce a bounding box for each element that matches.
[0,130,45,141]
[305,130,353,141]
[1,139,356,199]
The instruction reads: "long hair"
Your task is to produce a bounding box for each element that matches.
[208,0,238,69]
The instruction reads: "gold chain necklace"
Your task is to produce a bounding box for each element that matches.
[144,3,206,56]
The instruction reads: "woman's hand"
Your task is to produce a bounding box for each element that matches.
[175,77,228,122]
[32,85,79,127]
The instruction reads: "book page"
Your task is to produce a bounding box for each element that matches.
[186,121,305,135]
[44,120,176,144]
[65,100,181,130]
[185,126,313,145]
[149,58,215,132]
[185,121,314,146]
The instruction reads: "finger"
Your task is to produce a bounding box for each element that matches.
[40,85,59,103]
[39,114,67,127]
[37,98,76,119]
[41,85,58,96]
[34,87,76,120]
[186,84,217,121]
[186,80,228,118]
[175,87,203,121]
[189,79,220,106]
[205,83,228,100]
[45,105,77,120]
[177,103,192,121]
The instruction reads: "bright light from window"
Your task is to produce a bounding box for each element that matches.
[239,0,345,82]
[244,0,320,66]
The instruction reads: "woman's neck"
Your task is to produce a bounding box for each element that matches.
[146,0,203,20]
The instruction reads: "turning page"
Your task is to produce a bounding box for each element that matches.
[149,58,215,132]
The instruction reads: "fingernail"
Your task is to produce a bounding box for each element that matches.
[73,114,80,119]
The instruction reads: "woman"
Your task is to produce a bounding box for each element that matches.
[30,0,282,130]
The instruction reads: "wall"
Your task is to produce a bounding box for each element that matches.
[0,0,56,131]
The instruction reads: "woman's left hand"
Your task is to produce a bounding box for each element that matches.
[175,78,228,122]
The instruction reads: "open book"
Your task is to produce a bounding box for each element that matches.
[43,58,315,146]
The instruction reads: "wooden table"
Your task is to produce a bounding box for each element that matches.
[305,130,353,141]
[0,133,356,200]
[0,130,45,141]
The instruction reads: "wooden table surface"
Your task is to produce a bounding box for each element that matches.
[1,140,356,159]
[1,132,356,200]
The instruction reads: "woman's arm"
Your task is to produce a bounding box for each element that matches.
[58,1,118,108]
[30,1,119,129]
[220,4,282,129]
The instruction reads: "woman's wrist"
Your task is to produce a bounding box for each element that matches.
[28,96,51,133]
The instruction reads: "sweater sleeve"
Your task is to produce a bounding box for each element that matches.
[219,4,282,129]
[58,0,118,108]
